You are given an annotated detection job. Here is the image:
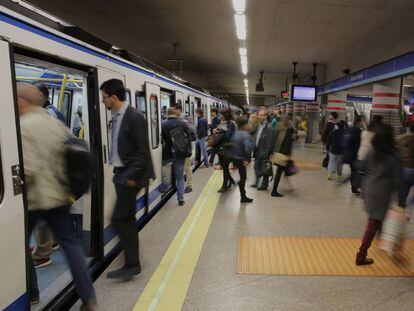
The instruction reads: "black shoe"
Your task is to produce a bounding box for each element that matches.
[179,200,185,206]
[107,266,141,280]
[184,186,193,193]
[30,293,40,305]
[228,180,237,187]
[257,186,268,191]
[218,186,229,193]
[241,196,254,203]
[271,192,284,197]
[356,258,374,266]
[251,184,257,188]
[352,187,361,194]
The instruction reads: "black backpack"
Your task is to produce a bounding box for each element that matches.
[64,137,92,198]
[170,126,192,159]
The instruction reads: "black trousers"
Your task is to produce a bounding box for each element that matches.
[272,165,285,193]
[112,182,142,268]
[219,156,235,188]
[350,160,361,189]
[233,160,247,196]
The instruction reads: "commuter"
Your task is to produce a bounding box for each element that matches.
[18,83,96,309]
[271,115,295,197]
[72,106,84,137]
[34,82,66,124]
[161,105,168,121]
[356,124,404,265]
[195,108,209,167]
[271,113,279,129]
[216,108,237,192]
[175,104,196,193]
[251,109,276,190]
[209,107,221,166]
[297,116,308,149]
[358,115,383,161]
[326,120,346,180]
[100,79,155,280]
[30,83,62,269]
[229,117,255,202]
[342,117,363,193]
[397,123,414,207]
[321,112,338,164]
[162,107,192,204]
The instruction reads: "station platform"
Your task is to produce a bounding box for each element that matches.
[72,143,414,311]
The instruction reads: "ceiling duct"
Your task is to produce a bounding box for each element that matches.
[168,43,183,72]
[256,71,264,92]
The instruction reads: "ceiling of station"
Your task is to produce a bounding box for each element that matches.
[25,0,414,106]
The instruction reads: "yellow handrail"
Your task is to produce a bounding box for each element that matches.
[16,76,83,83]
[57,74,68,112]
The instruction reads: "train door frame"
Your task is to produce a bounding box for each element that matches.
[175,91,184,106]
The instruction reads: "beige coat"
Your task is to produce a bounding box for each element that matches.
[21,106,70,210]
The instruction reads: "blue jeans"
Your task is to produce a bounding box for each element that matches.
[196,137,209,166]
[28,205,95,303]
[173,158,185,201]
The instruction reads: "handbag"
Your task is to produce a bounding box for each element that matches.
[272,152,289,166]
[379,206,408,255]
[322,155,329,168]
[257,159,273,178]
[207,131,226,148]
[285,160,298,176]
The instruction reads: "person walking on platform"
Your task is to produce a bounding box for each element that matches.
[216,108,237,192]
[209,107,221,166]
[252,109,276,190]
[229,117,255,202]
[162,107,193,205]
[100,79,155,280]
[397,123,414,207]
[195,108,209,168]
[321,112,338,166]
[176,104,196,193]
[17,83,97,309]
[326,120,345,180]
[356,124,404,266]
[342,117,363,193]
[358,116,383,162]
[271,116,294,197]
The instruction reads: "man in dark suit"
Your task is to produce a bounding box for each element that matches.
[100,79,155,280]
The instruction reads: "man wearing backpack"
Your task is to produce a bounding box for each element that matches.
[162,107,192,205]
[18,83,97,309]
[100,79,155,280]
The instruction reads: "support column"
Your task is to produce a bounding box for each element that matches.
[286,102,294,117]
[293,102,305,120]
[372,78,402,134]
[306,102,320,142]
[327,92,347,121]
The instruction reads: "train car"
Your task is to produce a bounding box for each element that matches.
[0,4,223,310]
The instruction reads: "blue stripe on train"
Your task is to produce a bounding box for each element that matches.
[3,293,27,311]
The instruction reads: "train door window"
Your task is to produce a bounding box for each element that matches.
[14,56,94,307]
[126,89,132,107]
[185,99,190,116]
[150,94,160,149]
[161,91,172,121]
[191,101,195,120]
[0,145,3,204]
[136,91,147,119]
[177,99,182,106]
[195,97,201,109]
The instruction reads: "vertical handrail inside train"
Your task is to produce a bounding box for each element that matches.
[58,73,68,112]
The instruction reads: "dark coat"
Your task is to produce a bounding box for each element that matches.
[210,116,221,132]
[252,122,276,160]
[326,127,344,155]
[162,116,191,159]
[196,116,208,138]
[118,106,155,182]
[276,127,294,156]
[362,150,402,221]
[342,126,361,164]
[322,121,335,145]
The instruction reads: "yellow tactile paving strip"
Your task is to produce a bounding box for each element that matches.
[237,237,414,276]
[294,161,321,170]
[133,171,222,311]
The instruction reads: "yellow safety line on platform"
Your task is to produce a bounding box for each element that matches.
[133,171,222,311]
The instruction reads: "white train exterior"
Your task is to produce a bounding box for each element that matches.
[0,5,225,310]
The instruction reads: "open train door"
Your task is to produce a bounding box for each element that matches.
[145,82,162,212]
[175,90,184,106]
[0,40,28,309]
[188,94,196,125]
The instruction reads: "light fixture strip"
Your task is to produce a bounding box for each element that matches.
[232,0,245,13]
[234,13,246,40]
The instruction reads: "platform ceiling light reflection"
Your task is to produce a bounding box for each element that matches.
[239,48,247,56]
[235,13,246,40]
[232,0,245,13]
[244,78,248,88]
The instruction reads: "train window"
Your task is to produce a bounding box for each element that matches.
[136,91,147,119]
[185,100,190,115]
[161,91,172,121]
[0,145,3,204]
[191,102,195,120]
[177,99,182,106]
[150,94,160,149]
[126,90,132,107]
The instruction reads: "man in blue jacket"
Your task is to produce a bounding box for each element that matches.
[209,108,221,165]
[196,108,209,167]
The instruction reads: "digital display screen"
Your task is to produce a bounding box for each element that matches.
[281,91,290,99]
[291,85,317,102]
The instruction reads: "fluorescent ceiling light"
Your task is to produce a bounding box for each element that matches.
[404,84,413,87]
[235,13,246,40]
[241,61,248,75]
[240,55,248,65]
[244,78,248,87]
[239,48,247,56]
[232,0,246,13]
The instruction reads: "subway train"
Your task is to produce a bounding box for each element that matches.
[0,4,228,310]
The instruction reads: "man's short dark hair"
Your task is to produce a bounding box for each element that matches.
[100,79,126,101]
[196,108,204,116]
[176,104,183,112]
[354,116,363,125]
[211,108,218,115]
[330,112,338,119]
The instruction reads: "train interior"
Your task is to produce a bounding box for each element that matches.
[14,54,96,310]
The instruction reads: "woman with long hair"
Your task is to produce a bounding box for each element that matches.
[271,116,294,197]
[356,124,403,265]
[216,108,237,192]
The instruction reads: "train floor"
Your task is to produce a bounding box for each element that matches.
[72,143,414,311]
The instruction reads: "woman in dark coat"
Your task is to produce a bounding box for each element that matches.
[356,124,403,265]
[271,116,294,197]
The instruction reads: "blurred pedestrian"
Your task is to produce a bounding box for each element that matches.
[326,120,345,180]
